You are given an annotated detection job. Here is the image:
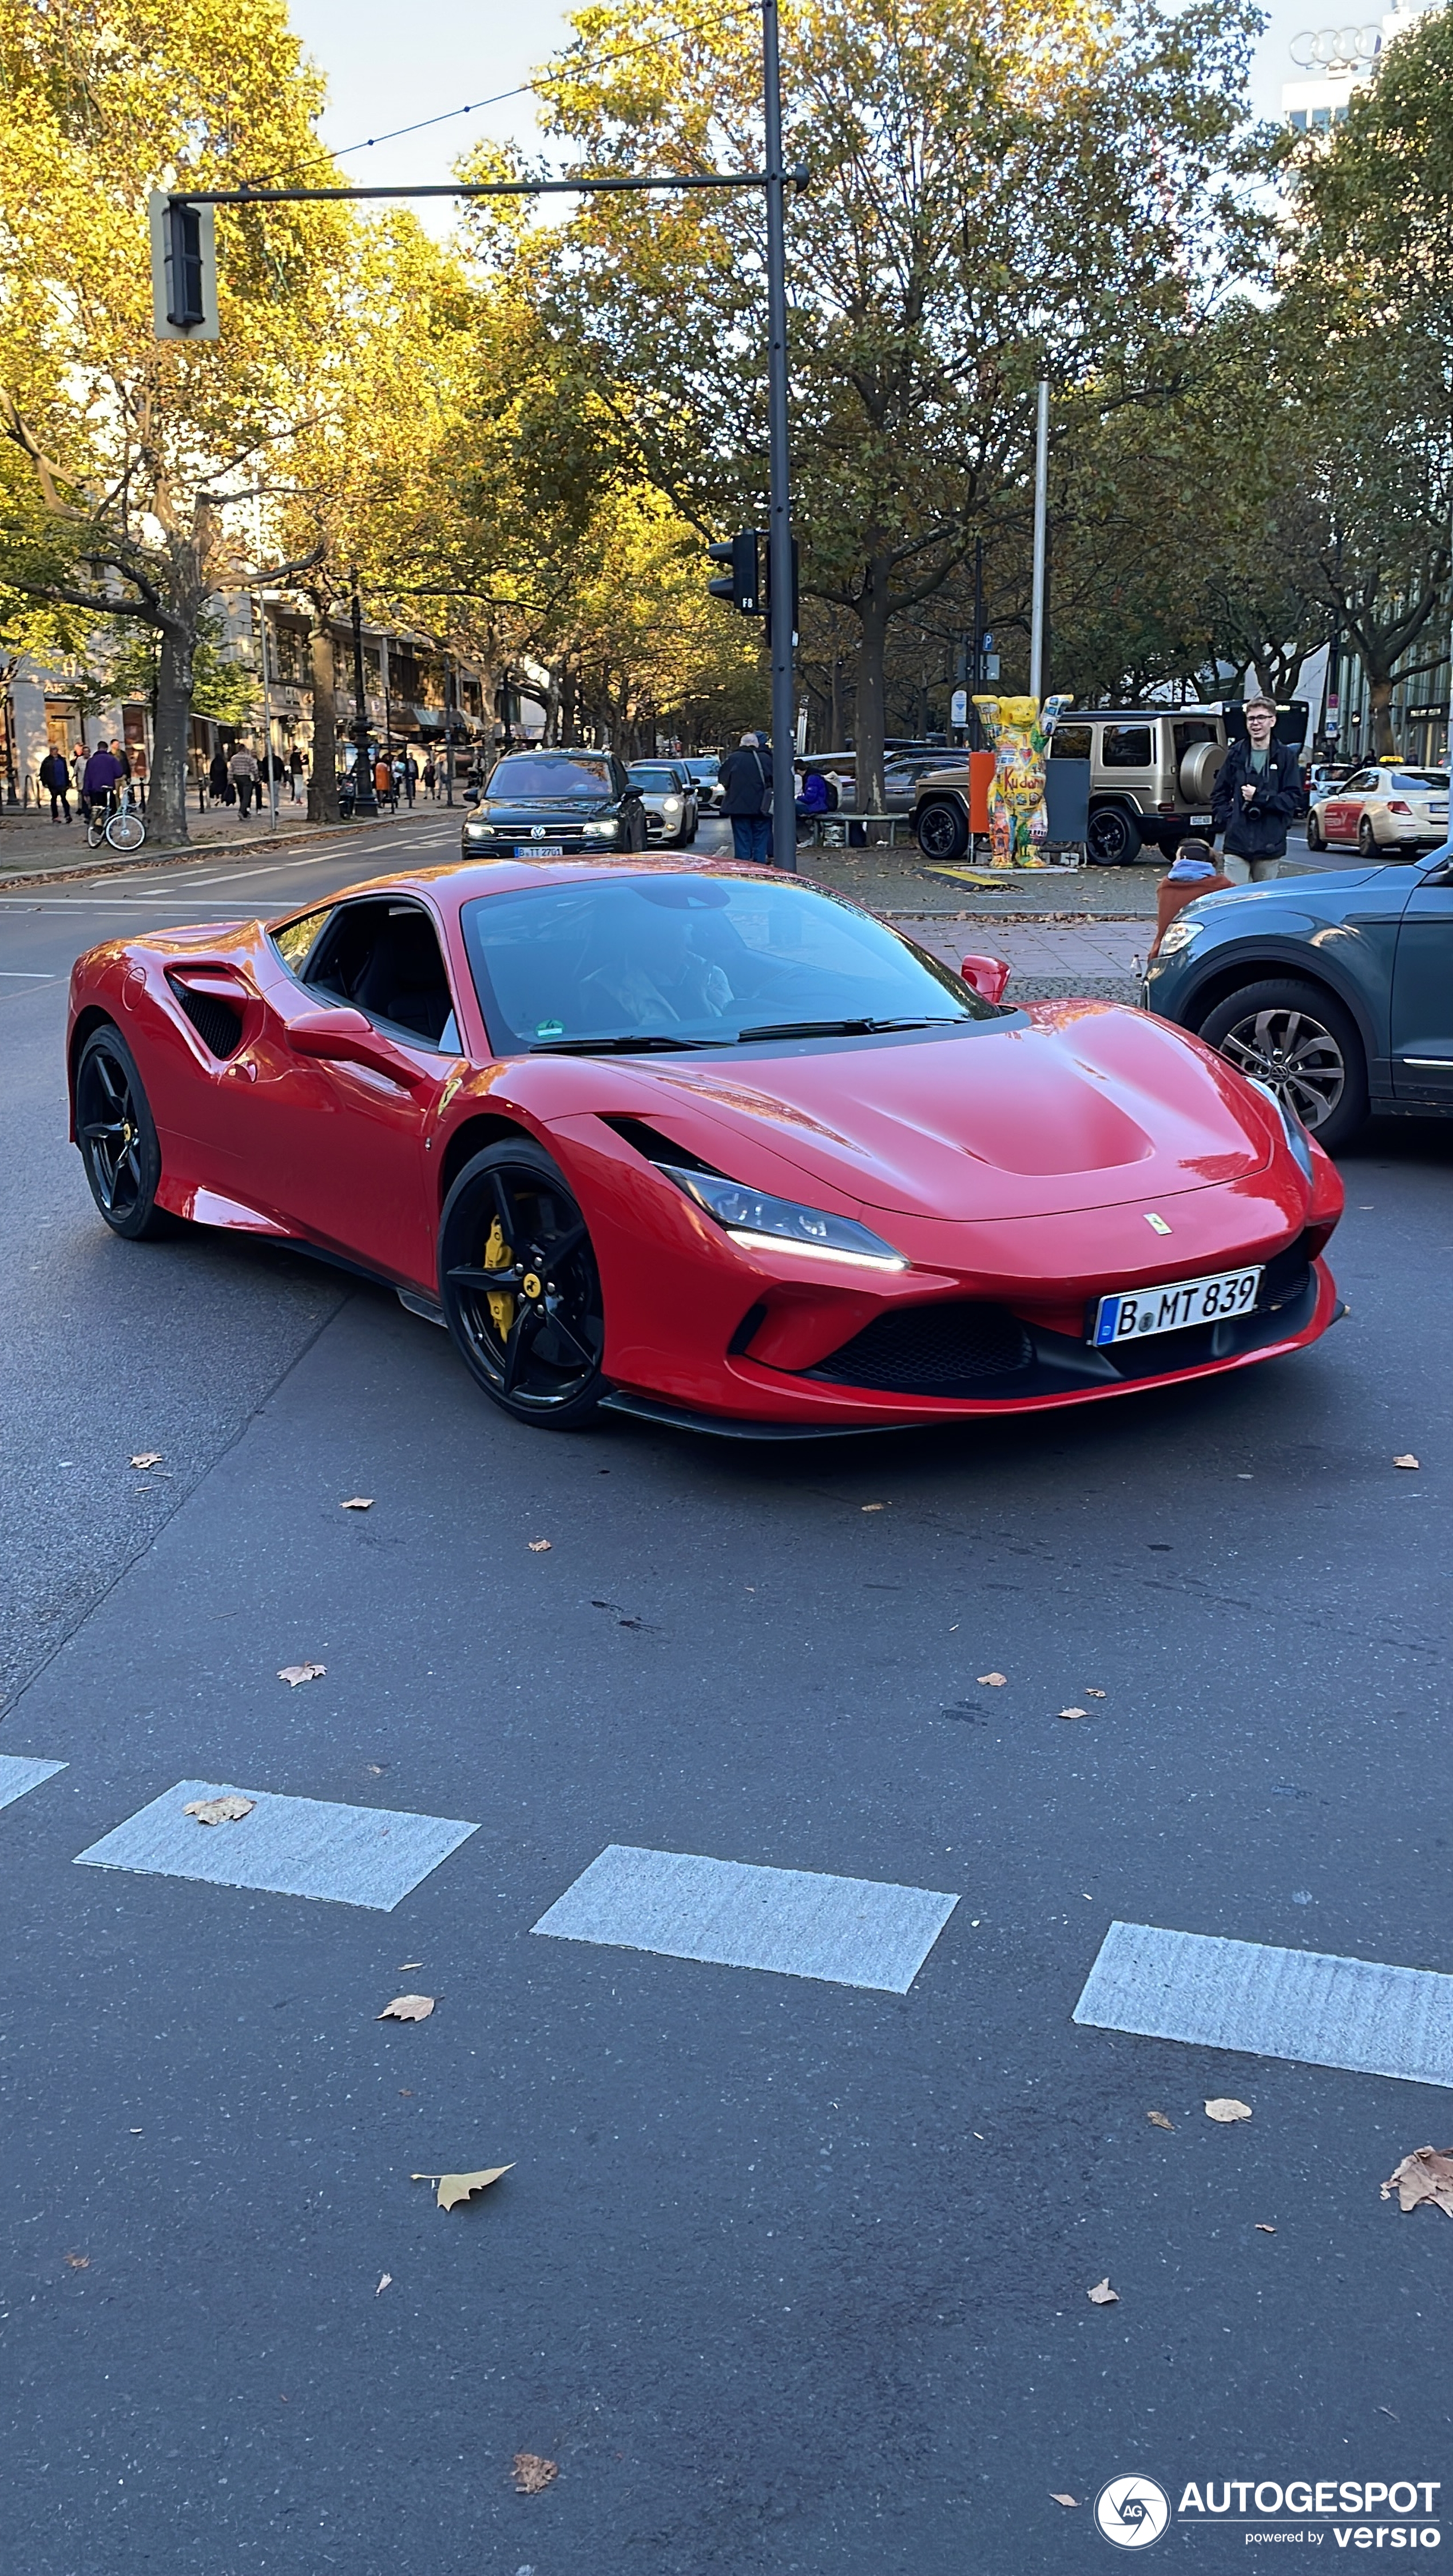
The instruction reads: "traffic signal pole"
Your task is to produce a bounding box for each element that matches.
[761,0,797,871]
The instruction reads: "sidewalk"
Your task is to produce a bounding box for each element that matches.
[887,910,1146,1004]
[0,794,453,890]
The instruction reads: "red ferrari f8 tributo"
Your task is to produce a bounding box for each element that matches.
[68,857,1343,1434]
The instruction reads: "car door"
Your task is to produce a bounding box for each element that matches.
[1389,858,1453,1104]
[1324,770,1374,843]
[244,897,461,1282]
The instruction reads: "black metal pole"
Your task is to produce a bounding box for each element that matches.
[444,663,455,807]
[350,570,378,816]
[761,0,797,871]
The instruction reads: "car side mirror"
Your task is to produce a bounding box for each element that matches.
[960,953,1011,1004]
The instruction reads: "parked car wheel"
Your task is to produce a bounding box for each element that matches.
[438,1141,607,1429]
[1196,977,1368,1153]
[74,1025,178,1240]
[1087,804,1142,866]
[1306,810,1323,850]
[915,799,970,862]
[1357,817,1377,856]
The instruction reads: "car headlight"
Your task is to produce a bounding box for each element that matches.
[583,819,617,839]
[662,1166,907,1270]
[1156,918,1205,958]
[1248,1077,1314,1181]
[464,820,493,837]
[664,796,681,814]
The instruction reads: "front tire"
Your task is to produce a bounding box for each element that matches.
[74,1025,175,1238]
[1087,804,1142,866]
[1196,976,1368,1153]
[915,798,969,862]
[438,1141,607,1429]
[1358,817,1377,856]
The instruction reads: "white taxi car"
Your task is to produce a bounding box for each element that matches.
[1307,763,1449,854]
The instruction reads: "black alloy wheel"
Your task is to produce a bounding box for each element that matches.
[1087,804,1142,866]
[1196,976,1368,1154]
[915,798,970,862]
[438,1140,607,1428]
[74,1025,175,1239]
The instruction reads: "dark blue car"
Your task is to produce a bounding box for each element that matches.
[1144,846,1453,1153]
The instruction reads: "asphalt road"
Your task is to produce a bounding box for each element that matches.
[3,810,1452,2575]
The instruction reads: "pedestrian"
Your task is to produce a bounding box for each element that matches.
[208,747,229,806]
[402,749,419,806]
[718,730,775,863]
[795,766,830,840]
[1149,837,1232,957]
[227,740,260,817]
[375,750,395,809]
[72,743,89,822]
[422,754,437,799]
[111,738,132,779]
[39,746,72,823]
[1212,696,1301,884]
[289,746,304,800]
[82,738,124,822]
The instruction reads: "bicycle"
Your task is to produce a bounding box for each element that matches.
[85,782,147,853]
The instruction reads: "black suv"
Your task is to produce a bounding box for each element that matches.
[460,750,646,859]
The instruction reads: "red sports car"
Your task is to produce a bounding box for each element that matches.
[67,857,1343,1436]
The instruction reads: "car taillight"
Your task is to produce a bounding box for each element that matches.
[1388,800,1412,814]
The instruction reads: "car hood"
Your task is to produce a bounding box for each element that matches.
[628,1002,1276,1221]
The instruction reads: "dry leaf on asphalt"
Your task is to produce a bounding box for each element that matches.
[378,1995,435,2022]
[1394,1454,1420,1470]
[1058,1706,1087,1721]
[277,1661,325,1686]
[412,2165,514,2210]
[860,1503,884,1512]
[511,2453,558,2495]
[1085,1689,1106,1698]
[1256,2224,1276,2234]
[1147,2111,1174,2131]
[64,2253,89,2269]
[527,1539,551,1552]
[183,1794,255,1826]
[978,1671,1007,1687]
[1382,2147,1453,2217]
[1087,2277,1119,2305]
[1205,2098,1253,2123]
[375,2272,392,2294]
[399,1961,423,1971]
[129,1452,161,1469]
[340,1496,374,1511]
[1050,2493,1079,2508]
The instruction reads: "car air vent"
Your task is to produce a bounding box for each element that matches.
[1258,1230,1312,1311]
[805,1300,1034,1393]
[169,977,244,1058]
[600,1115,724,1177]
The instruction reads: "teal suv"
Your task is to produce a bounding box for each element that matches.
[1144,846,1453,1154]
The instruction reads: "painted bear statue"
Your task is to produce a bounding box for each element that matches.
[971,692,1074,867]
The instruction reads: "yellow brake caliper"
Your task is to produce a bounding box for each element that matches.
[483,1215,514,1339]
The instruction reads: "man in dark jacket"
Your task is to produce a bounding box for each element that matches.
[717,731,774,863]
[82,740,125,818]
[38,747,72,822]
[1212,696,1302,883]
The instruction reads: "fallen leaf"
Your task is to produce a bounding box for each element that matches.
[412,2165,514,2210]
[340,1496,374,1511]
[399,2088,414,2097]
[1382,2146,1453,2217]
[527,1539,551,1552]
[1058,1706,1088,1721]
[511,2452,558,2495]
[183,1794,255,1826]
[860,1503,884,1512]
[378,1995,435,2022]
[64,2252,89,2269]
[277,1661,325,1686]
[1255,2223,1276,2233]
[1085,1688,1106,1698]
[977,1671,1007,1687]
[375,2272,392,2294]
[366,1763,385,1775]
[129,1452,161,1469]
[1205,2098,1253,2123]
[399,1961,423,1971]
[1147,2111,1174,2131]
[1394,1454,1420,1470]
[1050,2492,1079,2508]
[1087,2276,1119,2305]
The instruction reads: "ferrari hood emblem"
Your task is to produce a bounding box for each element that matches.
[1144,1212,1173,1235]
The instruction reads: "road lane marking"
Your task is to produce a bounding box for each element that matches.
[0,969,57,977]
[0,1755,67,1811]
[1073,1920,1453,2087]
[531,1844,959,1992]
[74,1781,478,1911]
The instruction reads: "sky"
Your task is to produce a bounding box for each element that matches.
[286,0,1311,216]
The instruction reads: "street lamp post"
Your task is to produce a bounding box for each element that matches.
[1029,379,1050,703]
[761,0,797,873]
[349,569,378,817]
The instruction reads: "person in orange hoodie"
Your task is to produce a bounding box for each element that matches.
[1150,837,1232,957]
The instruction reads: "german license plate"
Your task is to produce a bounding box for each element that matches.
[515,842,563,857]
[1091,1265,1263,1346]
[1189,812,1213,825]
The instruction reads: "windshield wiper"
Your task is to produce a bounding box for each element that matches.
[735,1014,962,1042]
[527,1032,723,1055]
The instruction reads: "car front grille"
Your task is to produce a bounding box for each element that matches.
[805,1301,1034,1393]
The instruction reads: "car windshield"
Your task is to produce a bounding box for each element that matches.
[461,874,995,1052]
[685,759,718,778]
[1393,770,1449,791]
[487,756,612,799]
[629,767,681,791]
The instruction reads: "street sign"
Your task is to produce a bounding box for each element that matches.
[950,688,968,727]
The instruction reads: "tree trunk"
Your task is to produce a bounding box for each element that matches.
[151,621,194,844]
[307,609,340,822]
[560,663,577,746]
[1368,673,1396,757]
[854,567,891,813]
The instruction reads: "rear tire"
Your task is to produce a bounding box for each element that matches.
[1196,976,1368,1154]
[1087,804,1142,866]
[1358,817,1377,856]
[915,799,970,862]
[74,1025,176,1238]
[438,1140,607,1429]
[1305,810,1323,850]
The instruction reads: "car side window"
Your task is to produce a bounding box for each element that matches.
[1101,726,1153,768]
[269,907,331,973]
[302,899,459,1049]
[1346,772,1376,792]
[1051,724,1092,761]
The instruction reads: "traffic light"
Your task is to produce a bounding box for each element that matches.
[764,534,799,651]
[707,532,762,616]
[149,193,219,340]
